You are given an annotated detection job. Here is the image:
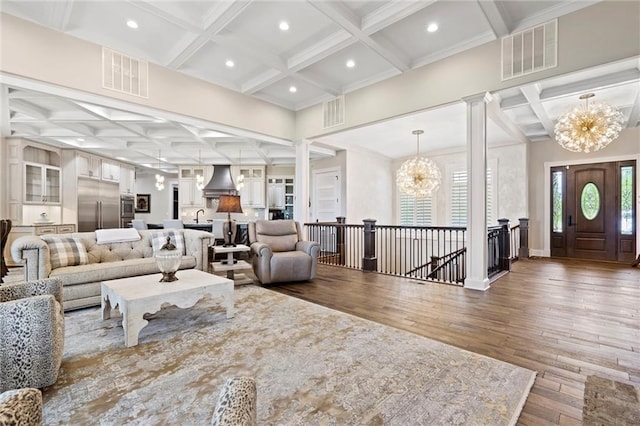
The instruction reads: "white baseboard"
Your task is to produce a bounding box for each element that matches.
[529,249,546,257]
[464,277,491,291]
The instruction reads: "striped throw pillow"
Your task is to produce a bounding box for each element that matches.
[41,236,89,269]
[151,230,186,255]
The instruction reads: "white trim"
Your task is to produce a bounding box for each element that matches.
[529,249,545,257]
[464,277,491,291]
[543,153,640,257]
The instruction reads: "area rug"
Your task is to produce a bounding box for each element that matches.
[583,375,640,425]
[43,285,535,425]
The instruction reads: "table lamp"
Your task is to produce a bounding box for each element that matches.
[217,194,243,247]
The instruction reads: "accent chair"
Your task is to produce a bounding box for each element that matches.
[248,220,320,284]
[0,278,64,393]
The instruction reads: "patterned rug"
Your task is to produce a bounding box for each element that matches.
[43,285,535,425]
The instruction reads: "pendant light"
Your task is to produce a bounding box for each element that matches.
[155,150,165,191]
[396,130,441,197]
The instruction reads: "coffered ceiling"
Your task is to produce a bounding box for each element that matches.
[1,1,638,172]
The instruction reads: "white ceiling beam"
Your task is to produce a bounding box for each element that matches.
[539,69,640,100]
[520,84,556,138]
[250,141,273,166]
[287,30,355,72]
[498,93,528,110]
[0,86,10,137]
[361,1,435,34]
[477,0,510,37]
[10,99,50,120]
[309,145,336,157]
[50,0,75,32]
[626,91,640,128]
[309,0,410,72]
[164,0,252,68]
[485,93,529,144]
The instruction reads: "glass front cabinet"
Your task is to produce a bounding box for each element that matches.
[24,162,61,204]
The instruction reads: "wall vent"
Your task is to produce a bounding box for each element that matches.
[102,47,148,98]
[323,95,345,129]
[502,19,557,81]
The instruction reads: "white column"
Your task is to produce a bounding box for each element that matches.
[294,139,310,225]
[463,93,490,291]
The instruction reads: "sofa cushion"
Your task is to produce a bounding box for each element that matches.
[40,236,88,269]
[151,230,186,255]
[49,256,196,286]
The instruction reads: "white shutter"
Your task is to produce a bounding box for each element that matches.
[399,193,432,226]
[451,170,467,226]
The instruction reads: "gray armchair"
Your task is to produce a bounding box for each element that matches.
[248,220,320,284]
[0,278,64,393]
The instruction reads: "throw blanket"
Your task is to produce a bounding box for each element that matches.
[95,228,141,244]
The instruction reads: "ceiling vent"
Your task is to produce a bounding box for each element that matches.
[323,95,345,129]
[102,47,148,98]
[502,19,557,81]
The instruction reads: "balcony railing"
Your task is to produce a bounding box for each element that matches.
[305,218,529,286]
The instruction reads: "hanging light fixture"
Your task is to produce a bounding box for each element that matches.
[396,130,441,198]
[155,150,165,191]
[554,93,624,153]
[236,149,245,191]
[195,150,205,191]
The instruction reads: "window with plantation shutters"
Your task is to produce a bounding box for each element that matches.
[450,168,495,227]
[399,193,433,226]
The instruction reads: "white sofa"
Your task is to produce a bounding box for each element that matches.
[11,229,214,311]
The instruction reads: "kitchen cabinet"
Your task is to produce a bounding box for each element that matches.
[267,178,286,209]
[101,160,120,182]
[119,164,136,194]
[24,162,61,204]
[232,166,265,208]
[178,165,211,207]
[76,152,101,179]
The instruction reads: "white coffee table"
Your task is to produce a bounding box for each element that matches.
[101,269,234,347]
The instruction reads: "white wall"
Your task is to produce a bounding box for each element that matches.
[528,127,640,253]
[346,150,393,224]
[134,170,177,224]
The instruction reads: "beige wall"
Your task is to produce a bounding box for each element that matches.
[528,128,640,253]
[296,1,640,140]
[0,13,296,141]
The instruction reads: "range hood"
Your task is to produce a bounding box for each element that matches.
[203,165,238,199]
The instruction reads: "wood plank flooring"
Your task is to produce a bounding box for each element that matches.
[267,258,640,425]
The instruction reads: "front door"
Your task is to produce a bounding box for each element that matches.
[551,161,636,262]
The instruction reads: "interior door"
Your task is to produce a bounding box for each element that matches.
[551,161,636,262]
[312,169,341,253]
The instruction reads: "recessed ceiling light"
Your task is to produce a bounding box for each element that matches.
[346,59,356,68]
[225,59,235,68]
[279,21,290,31]
[126,20,139,29]
[289,86,297,93]
[426,23,438,33]
[77,138,85,142]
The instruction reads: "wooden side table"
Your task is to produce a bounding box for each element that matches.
[211,244,253,285]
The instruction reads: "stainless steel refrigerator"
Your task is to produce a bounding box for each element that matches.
[77,178,120,232]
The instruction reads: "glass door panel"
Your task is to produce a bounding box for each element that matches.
[45,167,61,203]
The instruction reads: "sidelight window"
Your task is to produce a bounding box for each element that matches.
[552,171,563,232]
[621,166,633,235]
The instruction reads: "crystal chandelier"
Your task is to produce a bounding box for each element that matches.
[554,93,624,153]
[155,150,165,191]
[396,130,441,197]
[195,150,205,191]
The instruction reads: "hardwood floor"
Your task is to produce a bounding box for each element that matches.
[268,258,640,425]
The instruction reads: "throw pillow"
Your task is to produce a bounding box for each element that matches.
[151,230,186,255]
[41,236,89,269]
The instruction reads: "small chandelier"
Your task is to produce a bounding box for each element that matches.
[195,150,205,191]
[554,93,624,153]
[155,150,165,191]
[396,130,441,197]
[236,150,245,191]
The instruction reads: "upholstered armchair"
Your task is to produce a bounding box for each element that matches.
[0,388,42,425]
[0,278,64,393]
[248,220,320,284]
